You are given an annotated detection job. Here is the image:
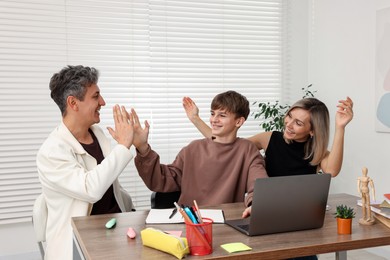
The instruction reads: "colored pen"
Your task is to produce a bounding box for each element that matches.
[184,207,198,224]
[169,208,177,219]
[191,206,201,222]
[174,202,192,223]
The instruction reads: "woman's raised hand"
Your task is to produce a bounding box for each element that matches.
[336,96,354,128]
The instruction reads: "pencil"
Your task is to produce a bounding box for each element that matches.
[174,202,191,223]
[193,200,203,223]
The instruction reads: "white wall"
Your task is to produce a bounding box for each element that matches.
[308,0,390,201]
[0,222,40,258]
[2,0,390,258]
[284,0,310,104]
[306,0,390,255]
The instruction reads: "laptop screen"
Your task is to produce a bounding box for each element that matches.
[226,174,331,236]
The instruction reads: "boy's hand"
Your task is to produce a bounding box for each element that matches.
[242,206,252,218]
[131,108,150,154]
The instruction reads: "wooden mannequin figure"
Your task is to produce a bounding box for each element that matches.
[357,167,376,225]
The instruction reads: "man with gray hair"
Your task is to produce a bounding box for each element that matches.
[37,65,136,260]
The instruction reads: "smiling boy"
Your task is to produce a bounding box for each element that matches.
[133,90,268,208]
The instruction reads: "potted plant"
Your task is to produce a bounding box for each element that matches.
[252,84,316,132]
[334,204,355,234]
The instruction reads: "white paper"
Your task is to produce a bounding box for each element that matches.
[145,208,225,224]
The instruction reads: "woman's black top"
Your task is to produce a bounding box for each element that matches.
[264,131,317,177]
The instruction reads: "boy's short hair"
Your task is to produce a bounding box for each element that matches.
[211,90,250,120]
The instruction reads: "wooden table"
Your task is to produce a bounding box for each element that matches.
[72,193,390,259]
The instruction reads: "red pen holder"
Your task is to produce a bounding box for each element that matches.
[185,218,213,255]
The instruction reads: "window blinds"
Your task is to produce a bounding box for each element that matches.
[0,0,286,224]
[0,0,66,225]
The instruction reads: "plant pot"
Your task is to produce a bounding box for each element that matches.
[337,217,352,234]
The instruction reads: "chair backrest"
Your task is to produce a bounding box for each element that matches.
[150,191,181,209]
[32,194,47,259]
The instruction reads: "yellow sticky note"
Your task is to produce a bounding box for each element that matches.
[220,242,252,253]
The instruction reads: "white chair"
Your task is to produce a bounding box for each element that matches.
[32,194,47,260]
[32,189,133,260]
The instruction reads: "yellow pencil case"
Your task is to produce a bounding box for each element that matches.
[141,227,190,259]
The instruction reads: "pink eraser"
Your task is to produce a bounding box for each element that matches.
[127,227,136,239]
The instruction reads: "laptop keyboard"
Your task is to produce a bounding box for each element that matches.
[238,224,249,231]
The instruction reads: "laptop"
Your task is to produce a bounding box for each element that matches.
[225,174,331,236]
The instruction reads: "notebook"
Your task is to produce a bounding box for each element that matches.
[225,174,331,236]
[145,208,225,224]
